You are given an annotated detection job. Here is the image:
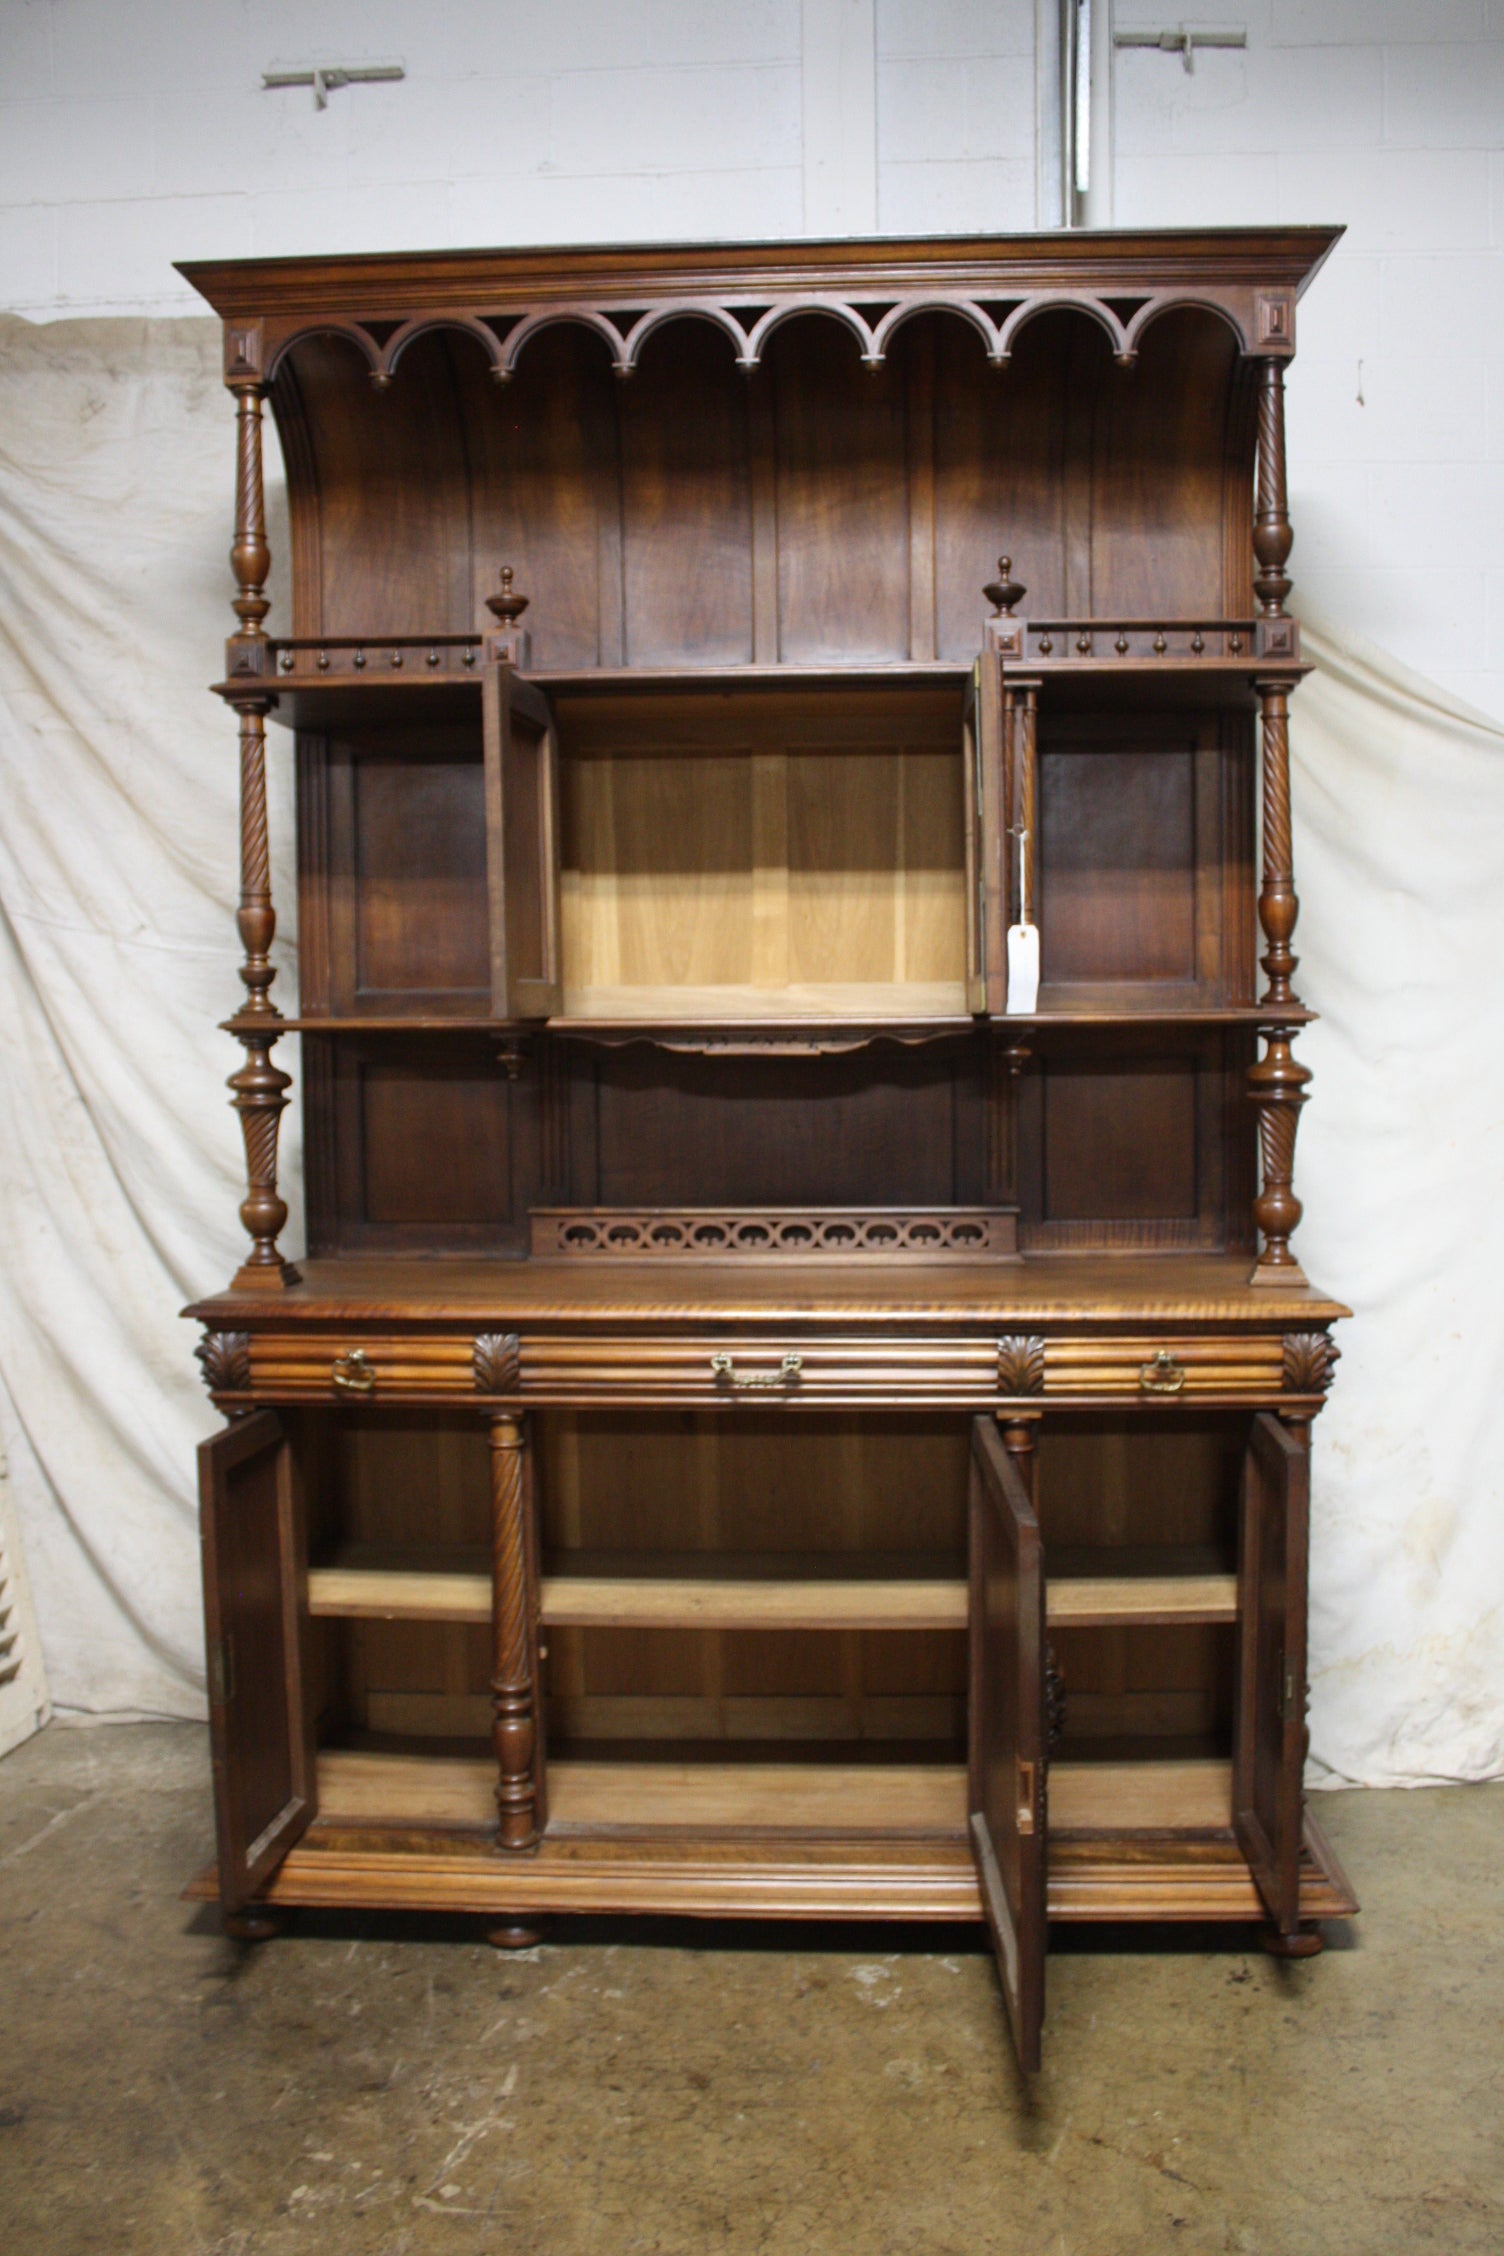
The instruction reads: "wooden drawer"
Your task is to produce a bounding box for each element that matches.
[519,1335,1000,1407]
[228,1329,1296,1408]
[1043,1335,1285,1401]
[246,1335,476,1402]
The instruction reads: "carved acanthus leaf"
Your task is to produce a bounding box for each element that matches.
[1282,1332,1340,1395]
[196,1330,251,1394]
[997,1335,1046,1396]
[474,1333,521,1394]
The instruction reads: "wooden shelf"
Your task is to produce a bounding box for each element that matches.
[274,1004,1312,1037]
[307,1550,1237,1632]
[557,982,972,1024]
[312,1748,1234,1837]
[231,1800,1355,1926]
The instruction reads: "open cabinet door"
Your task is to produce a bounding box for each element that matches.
[1233,1412,1310,1935]
[483,662,562,1020]
[199,1412,316,1916]
[968,1416,1047,2073]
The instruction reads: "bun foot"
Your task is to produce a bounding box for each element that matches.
[487,1918,546,1950]
[1259,1921,1323,1959]
[223,1906,283,1942]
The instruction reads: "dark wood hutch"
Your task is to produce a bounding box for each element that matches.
[181,228,1354,2072]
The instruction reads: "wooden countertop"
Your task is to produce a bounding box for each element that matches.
[186,1253,1349,1329]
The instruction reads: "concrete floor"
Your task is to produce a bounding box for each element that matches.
[1,1726,1500,2256]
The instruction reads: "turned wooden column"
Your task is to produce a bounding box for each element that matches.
[1248,356,1310,1286]
[999,1414,1038,1502]
[1253,359,1293,621]
[225,377,298,1290]
[490,1414,541,1851]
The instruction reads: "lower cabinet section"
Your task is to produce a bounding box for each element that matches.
[197,1400,1357,2070]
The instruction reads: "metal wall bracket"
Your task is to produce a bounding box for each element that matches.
[1113,27,1246,72]
[262,63,404,110]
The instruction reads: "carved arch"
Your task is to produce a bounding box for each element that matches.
[869,296,1008,366]
[263,319,383,384]
[1122,294,1250,359]
[380,312,508,384]
[741,297,883,368]
[494,305,640,381]
[616,300,760,373]
[997,293,1133,365]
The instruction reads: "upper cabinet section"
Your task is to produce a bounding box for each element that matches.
[181,230,1340,669]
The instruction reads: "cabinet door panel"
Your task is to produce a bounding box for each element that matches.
[968,1416,1046,2073]
[199,1412,316,1914]
[1233,1412,1309,1933]
[485,664,562,1020]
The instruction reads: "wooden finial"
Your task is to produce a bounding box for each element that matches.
[984,556,1026,617]
[486,565,530,626]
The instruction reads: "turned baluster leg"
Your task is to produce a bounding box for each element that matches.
[490,1414,541,1851]
[1249,682,1311,1285]
[1248,358,1310,1285]
[223,376,298,1290]
[228,694,299,1290]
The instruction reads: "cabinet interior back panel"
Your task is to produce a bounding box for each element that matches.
[559,743,966,1011]
[351,753,489,998]
[279,309,1244,655]
[1039,748,1197,987]
[587,1044,978,1210]
[619,323,755,667]
[539,1413,970,1558]
[1042,1058,1199,1223]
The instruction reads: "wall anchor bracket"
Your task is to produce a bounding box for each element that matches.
[1113,27,1245,73]
[262,63,404,110]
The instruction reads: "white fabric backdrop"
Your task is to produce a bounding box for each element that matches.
[0,314,1499,1783]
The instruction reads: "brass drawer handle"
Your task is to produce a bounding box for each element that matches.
[710,1352,803,1391]
[331,1349,376,1397]
[1139,1349,1186,1395]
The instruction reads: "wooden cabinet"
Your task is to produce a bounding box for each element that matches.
[182,229,1355,2067]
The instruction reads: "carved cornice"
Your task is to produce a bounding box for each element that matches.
[196,1330,251,1394]
[1282,1332,1340,1395]
[474,1333,521,1394]
[180,228,1341,333]
[997,1337,1047,1396]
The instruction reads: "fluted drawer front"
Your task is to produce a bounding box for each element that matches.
[1044,1336,1285,1400]
[247,1336,476,1401]
[519,1336,999,1406]
[235,1330,1292,1406]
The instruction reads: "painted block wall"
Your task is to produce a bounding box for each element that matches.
[1113,0,1504,722]
[2,0,1502,716]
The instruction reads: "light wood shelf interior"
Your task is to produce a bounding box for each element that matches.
[558,700,969,1022]
[315,1748,1233,1837]
[307,1549,1238,1632]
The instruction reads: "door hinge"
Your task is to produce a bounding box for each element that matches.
[209,1634,235,1706]
[1017,1757,1037,1834]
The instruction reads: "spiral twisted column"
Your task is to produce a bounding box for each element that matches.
[1254,358,1293,619]
[490,1415,541,1851]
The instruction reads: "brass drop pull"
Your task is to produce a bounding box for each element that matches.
[710,1352,803,1390]
[1138,1348,1186,1395]
[331,1348,376,1397]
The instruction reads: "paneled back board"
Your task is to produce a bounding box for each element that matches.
[182,231,1355,2068]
